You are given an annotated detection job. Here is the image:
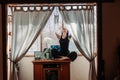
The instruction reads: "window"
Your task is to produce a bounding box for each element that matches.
[7,5,82,56]
[28,7,80,55]
[7,4,97,56]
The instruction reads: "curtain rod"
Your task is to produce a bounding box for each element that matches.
[8,3,96,7]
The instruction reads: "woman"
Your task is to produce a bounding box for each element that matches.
[52,23,77,61]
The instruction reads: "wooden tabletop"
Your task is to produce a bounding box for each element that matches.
[32,59,71,63]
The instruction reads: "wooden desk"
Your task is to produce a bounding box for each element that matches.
[33,59,71,80]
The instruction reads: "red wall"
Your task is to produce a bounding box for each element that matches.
[102,0,120,79]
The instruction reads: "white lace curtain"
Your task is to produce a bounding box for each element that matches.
[59,5,97,80]
[9,7,53,80]
[8,4,97,80]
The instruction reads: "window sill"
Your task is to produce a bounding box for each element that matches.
[25,54,34,57]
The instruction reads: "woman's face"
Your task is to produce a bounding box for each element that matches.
[62,27,67,33]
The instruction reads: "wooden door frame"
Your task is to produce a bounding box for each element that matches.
[1,0,114,80]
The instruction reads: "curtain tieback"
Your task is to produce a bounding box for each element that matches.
[8,58,17,64]
[89,53,97,62]
[8,58,19,72]
[89,57,95,62]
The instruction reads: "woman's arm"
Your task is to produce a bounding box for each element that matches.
[55,32,61,39]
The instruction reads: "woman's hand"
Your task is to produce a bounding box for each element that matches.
[55,32,60,39]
